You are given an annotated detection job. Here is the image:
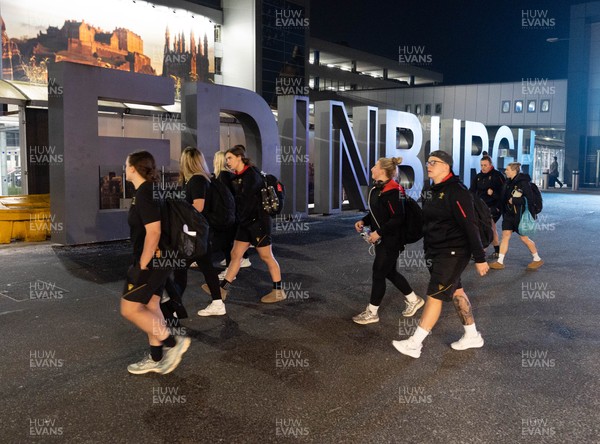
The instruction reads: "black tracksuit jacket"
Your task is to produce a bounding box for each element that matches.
[361,180,405,252]
[500,173,537,220]
[469,167,505,214]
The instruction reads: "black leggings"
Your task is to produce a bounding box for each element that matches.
[211,226,249,266]
[370,244,413,306]
[165,249,221,302]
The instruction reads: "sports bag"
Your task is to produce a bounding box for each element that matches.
[259,170,285,216]
[205,174,235,230]
[159,199,209,261]
[401,194,424,244]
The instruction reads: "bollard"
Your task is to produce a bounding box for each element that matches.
[572,170,579,191]
[542,169,549,190]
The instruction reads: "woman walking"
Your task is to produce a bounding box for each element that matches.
[489,162,543,270]
[353,157,423,324]
[120,150,190,375]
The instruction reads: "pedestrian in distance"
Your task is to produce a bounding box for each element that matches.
[353,156,424,325]
[219,145,286,303]
[120,150,190,375]
[549,156,564,188]
[469,154,505,259]
[393,150,489,359]
[489,162,544,270]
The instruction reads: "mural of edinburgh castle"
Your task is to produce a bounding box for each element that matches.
[1,16,213,85]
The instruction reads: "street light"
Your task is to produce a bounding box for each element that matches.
[546,37,568,43]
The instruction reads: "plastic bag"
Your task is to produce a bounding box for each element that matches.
[518,198,537,237]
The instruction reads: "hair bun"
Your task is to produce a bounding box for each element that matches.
[392,157,403,166]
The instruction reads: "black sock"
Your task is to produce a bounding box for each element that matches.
[220,279,231,290]
[162,335,176,348]
[273,281,282,290]
[150,345,163,362]
[494,245,500,253]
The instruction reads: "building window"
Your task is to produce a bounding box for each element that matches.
[214,57,222,74]
[541,99,550,112]
[405,104,411,113]
[435,103,442,114]
[502,101,510,113]
[514,100,523,113]
[527,100,536,112]
[214,25,222,43]
[415,104,422,115]
[425,104,431,115]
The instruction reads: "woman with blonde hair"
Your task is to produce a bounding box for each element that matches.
[174,147,225,317]
[353,157,423,325]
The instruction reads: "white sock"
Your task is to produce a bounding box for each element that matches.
[464,323,478,337]
[411,326,430,344]
[405,291,418,303]
[497,254,505,264]
[368,304,379,314]
[211,299,224,307]
[532,253,541,262]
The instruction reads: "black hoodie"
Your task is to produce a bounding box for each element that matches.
[361,180,405,252]
[501,173,536,219]
[469,167,505,212]
[422,174,485,263]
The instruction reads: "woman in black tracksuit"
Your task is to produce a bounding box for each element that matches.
[470,154,505,257]
[353,157,422,325]
[220,145,285,303]
[489,162,543,270]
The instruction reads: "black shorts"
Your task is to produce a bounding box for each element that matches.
[236,216,272,247]
[501,213,521,235]
[490,206,502,223]
[122,264,170,305]
[426,254,471,302]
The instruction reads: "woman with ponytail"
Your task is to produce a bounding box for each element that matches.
[353,157,423,325]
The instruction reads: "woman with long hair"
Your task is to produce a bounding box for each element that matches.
[218,144,286,303]
[120,150,190,375]
[178,147,227,316]
[353,157,423,325]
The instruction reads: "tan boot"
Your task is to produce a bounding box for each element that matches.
[261,288,287,303]
[489,261,505,270]
[527,260,544,270]
[201,284,228,301]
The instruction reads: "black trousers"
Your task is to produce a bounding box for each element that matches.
[370,244,413,306]
[164,247,222,304]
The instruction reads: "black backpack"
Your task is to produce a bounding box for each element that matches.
[530,182,543,215]
[259,170,285,216]
[159,199,210,261]
[470,193,494,249]
[401,193,424,244]
[205,175,235,230]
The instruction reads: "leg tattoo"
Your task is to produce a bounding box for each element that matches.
[452,293,474,326]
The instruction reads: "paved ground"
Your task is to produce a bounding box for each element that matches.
[1,190,599,443]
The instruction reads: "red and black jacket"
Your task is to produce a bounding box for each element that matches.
[361,180,405,252]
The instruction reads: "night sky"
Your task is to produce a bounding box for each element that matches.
[309,0,583,85]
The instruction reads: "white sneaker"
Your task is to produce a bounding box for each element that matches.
[450,332,484,350]
[392,338,422,358]
[402,296,425,317]
[240,258,252,268]
[219,259,226,266]
[218,268,228,280]
[197,301,226,317]
[352,308,379,325]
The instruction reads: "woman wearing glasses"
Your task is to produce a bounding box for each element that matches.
[393,150,489,358]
